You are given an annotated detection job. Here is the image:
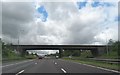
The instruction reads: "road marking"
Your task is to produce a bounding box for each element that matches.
[59,59,120,73]
[2,60,34,68]
[2,64,15,67]
[16,70,24,75]
[61,68,67,73]
[55,62,57,65]
[35,63,37,64]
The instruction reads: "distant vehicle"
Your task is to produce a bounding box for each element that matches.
[56,56,59,59]
[69,55,72,58]
[38,55,44,59]
[38,57,43,59]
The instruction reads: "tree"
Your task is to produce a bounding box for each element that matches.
[63,50,81,57]
[112,41,119,52]
[108,39,114,46]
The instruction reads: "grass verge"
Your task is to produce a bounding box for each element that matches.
[63,58,119,71]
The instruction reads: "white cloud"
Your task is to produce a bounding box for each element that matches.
[2,1,118,45]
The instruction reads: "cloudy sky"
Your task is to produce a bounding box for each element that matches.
[1,0,119,54]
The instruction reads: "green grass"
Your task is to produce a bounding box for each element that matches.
[25,55,37,59]
[2,49,36,62]
[80,50,93,58]
[99,51,118,59]
[63,58,119,71]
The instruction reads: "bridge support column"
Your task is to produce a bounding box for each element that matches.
[15,47,26,57]
[91,47,106,57]
[21,49,26,57]
[97,47,106,55]
[91,48,98,57]
[59,49,63,58]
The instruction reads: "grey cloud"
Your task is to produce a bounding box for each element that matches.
[64,23,99,44]
[37,23,47,35]
[37,2,110,45]
[2,2,35,39]
[0,2,2,38]
[2,2,118,45]
[40,2,78,21]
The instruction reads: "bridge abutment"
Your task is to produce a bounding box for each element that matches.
[97,47,106,55]
[91,48,98,57]
[59,49,63,58]
[91,47,106,57]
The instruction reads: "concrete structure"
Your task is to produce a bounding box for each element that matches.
[11,45,107,57]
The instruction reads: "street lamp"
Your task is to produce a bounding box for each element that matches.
[102,27,109,55]
[17,28,24,52]
[18,29,24,45]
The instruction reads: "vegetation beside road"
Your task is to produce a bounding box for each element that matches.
[62,39,119,59]
[1,38,36,61]
[62,40,119,71]
[63,57,119,71]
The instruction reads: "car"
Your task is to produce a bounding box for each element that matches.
[56,56,59,59]
[38,56,44,59]
[38,57,43,59]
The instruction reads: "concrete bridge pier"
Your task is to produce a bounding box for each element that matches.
[15,47,26,57]
[91,48,98,57]
[97,47,106,55]
[59,48,63,58]
[91,47,106,57]
[21,48,27,57]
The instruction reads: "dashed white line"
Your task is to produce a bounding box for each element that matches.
[55,62,57,65]
[61,68,67,73]
[35,63,37,64]
[16,70,24,75]
[59,59,120,73]
[2,64,15,67]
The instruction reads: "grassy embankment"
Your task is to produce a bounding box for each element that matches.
[63,50,119,71]
[2,47,36,62]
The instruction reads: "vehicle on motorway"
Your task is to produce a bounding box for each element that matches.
[56,56,59,59]
[69,55,72,58]
[38,57,43,59]
[38,55,44,59]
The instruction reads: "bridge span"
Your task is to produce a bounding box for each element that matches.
[12,45,107,57]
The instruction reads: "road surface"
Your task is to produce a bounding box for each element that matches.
[2,58,120,75]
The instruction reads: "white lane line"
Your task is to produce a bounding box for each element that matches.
[55,62,57,65]
[2,64,15,67]
[2,60,34,68]
[16,70,24,75]
[59,59,120,73]
[35,63,37,64]
[61,68,67,73]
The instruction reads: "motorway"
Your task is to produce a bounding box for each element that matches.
[2,58,120,74]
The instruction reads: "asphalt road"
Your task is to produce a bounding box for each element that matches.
[2,58,120,74]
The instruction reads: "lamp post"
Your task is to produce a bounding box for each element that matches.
[102,27,109,55]
[17,29,24,52]
[18,29,24,45]
[17,29,24,56]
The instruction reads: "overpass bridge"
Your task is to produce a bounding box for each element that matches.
[11,45,107,57]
